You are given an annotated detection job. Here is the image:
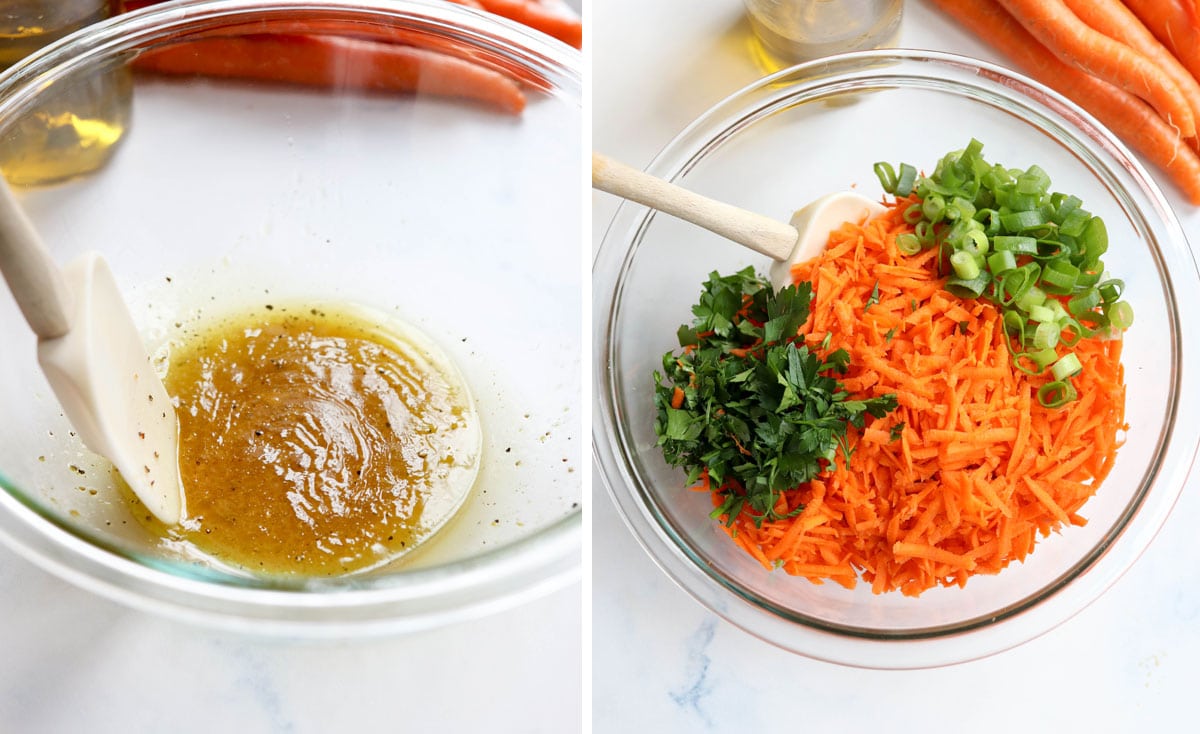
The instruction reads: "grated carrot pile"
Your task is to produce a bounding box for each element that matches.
[707,197,1127,596]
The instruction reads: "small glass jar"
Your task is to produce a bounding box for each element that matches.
[0,0,132,185]
[743,0,903,67]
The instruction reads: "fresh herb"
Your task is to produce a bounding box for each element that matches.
[884,327,897,343]
[653,268,898,527]
[889,422,906,442]
[864,281,880,312]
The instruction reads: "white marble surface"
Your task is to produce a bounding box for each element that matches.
[0,546,581,732]
[593,1,1200,731]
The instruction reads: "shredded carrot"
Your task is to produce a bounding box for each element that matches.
[707,197,1127,596]
[670,386,685,409]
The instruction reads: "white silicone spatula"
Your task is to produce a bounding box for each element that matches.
[592,151,886,291]
[0,179,181,525]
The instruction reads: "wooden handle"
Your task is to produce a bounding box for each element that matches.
[591,151,797,261]
[0,179,71,339]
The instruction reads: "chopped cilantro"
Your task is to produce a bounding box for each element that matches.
[864,281,880,312]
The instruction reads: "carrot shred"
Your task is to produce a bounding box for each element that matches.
[708,198,1126,596]
[670,386,685,410]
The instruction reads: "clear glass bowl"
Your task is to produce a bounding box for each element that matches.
[0,0,581,634]
[593,50,1200,668]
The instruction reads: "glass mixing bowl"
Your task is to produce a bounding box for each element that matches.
[593,50,1200,668]
[0,0,581,634]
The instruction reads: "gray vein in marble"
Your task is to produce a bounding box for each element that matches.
[224,642,298,733]
[669,617,717,728]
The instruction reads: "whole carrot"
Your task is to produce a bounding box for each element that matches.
[120,0,485,10]
[164,18,554,92]
[475,0,583,48]
[928,0,1200,204]
[1062,0,1200,135]
[133,34,526,114]
[995,0,1196,138]
[1123,0,1200,83]
[120,0,581,49]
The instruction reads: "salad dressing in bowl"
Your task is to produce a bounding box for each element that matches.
[130,303,480,576]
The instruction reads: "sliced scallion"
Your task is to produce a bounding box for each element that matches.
[873,139,1134,407]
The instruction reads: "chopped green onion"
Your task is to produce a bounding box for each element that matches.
[1037,380,1077,409]
[993,235,1037,255]
[874,162,898,193]
[896,233,921,255]
[877,140,1132,407]
[1033,321,1060,349]
[1003,310,1026,335]
[962,229,989,256]
[1041,260,1080,293]
[1108,300,1135,330]
[1059,208,1091,237]
[1051,352,1083,380]
[988,250,1017,274]
[1081,217,1108,262]
[950,250,981,280]
[1098,278,1124,304]
[950,196,976,221]
[1068,288,1101,316]
[946,271,990,299]
[1015,284,1046,312]
[895,163,917,196]
[922,194,946,221]
[1017,165,1050,195]
[1028,304,1055,323]
[1000,209,1046,231]
[1028,347,1059,369]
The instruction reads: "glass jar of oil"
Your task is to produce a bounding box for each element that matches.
[0,0,131,186]
[743,0,903,69]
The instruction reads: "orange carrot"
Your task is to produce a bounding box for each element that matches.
[994,0,1195,137]
[120,0,581,49]
[707,199,1126,596]
[475,0,583,49]
[1123,0,1200,83]
[173,19,554,92]
[123,1,485,12]
[1062,0,1200,133]
[133,34,526,114]
[670,386,685,409]
[929,0,1200,204]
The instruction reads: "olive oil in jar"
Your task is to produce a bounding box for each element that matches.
[0,0,131,185]
[742,0,903,70]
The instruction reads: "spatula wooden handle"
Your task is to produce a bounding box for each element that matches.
[591,151,798,261]
[0,179,70,339]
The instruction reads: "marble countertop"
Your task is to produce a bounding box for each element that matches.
[0,547,581,731]
[593,1,1200,731]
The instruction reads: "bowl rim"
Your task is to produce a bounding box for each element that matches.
[0,0,582,632]
[592,48,1200,668]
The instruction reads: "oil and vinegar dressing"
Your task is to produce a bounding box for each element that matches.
[0,1,131,185]
[137,304,481,576]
